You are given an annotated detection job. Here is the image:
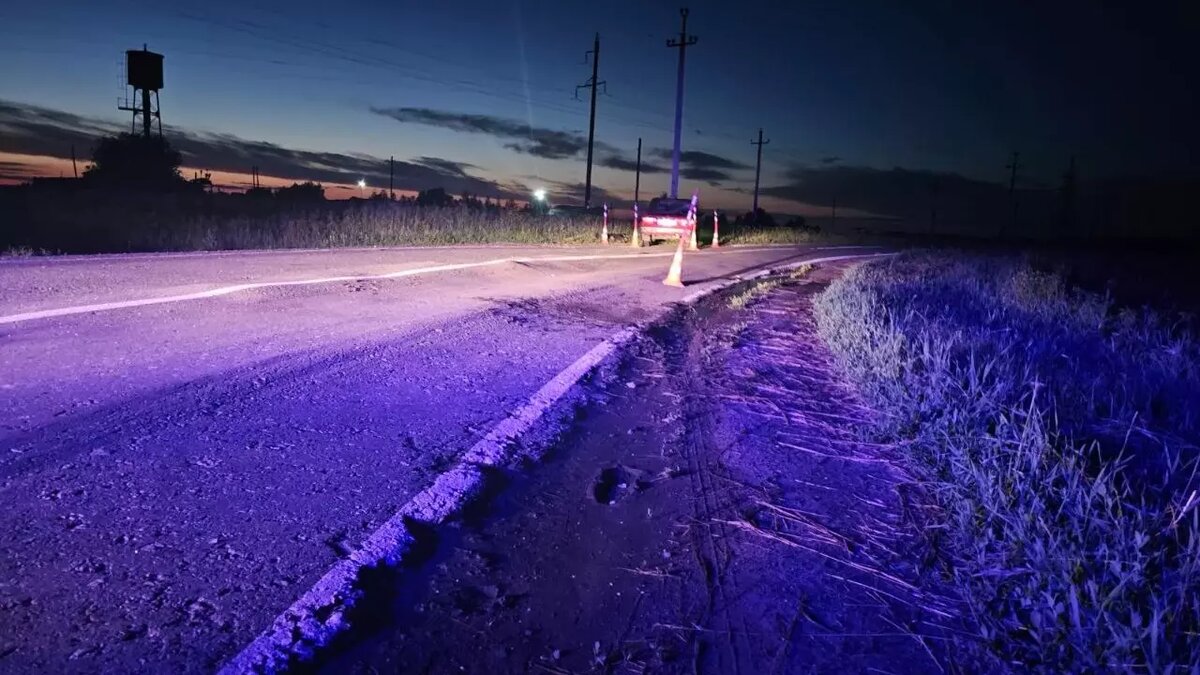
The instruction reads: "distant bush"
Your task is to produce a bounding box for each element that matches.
[815,252,1200,672]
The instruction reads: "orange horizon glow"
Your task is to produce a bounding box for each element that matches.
[0,151,417,200]
[0,151,856,216]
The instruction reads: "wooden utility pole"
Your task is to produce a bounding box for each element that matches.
[750,128,770,217]
[389,156,395,199]
[577,33,605,208]
[71,144,78,178]
[666,8,697,199]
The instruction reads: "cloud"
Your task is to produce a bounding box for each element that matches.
[539,178,618,206]
[597,154,667,174]
[0,160,38,175]
[410,156,480,178]
[0,99,521,199]
[644,148,751,185]
[678,167,734,183]
[371,107,617,161]
[761,164,1004,219]
[820,156,841,164]
[649,149,750,171]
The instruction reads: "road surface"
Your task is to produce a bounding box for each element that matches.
[0,243,878,672]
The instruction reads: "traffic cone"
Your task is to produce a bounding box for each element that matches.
[631,203,641,248]
[601,203,609,244]
[712,210,720,248]
[662,230,686,287]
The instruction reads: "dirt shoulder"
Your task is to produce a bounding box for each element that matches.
[317,262,969,675]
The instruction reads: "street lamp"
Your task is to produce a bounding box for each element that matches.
[531,188,548,214]
[357,179,367,197]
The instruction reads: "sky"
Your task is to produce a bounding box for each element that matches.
[0,0,1196,214]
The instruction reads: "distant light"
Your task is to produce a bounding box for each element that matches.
[357,179,367,189]
[533,188,547,202]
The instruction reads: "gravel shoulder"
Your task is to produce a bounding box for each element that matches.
[320,263,968,674]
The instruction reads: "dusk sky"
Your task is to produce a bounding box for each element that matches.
[1,0,1196,213]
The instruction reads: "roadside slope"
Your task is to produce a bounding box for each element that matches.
[322,262,967,674]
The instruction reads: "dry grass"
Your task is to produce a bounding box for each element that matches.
[814,251,1200,672]
[729,280,783,309]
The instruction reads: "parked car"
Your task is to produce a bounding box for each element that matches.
[637,197,695,245]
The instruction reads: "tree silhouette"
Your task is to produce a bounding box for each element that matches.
[276,181,325,203]
[84,134,184,190]
[417,187,454,207]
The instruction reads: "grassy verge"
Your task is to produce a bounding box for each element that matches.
[813,252,1200,671]
[1,189,861,254]
[720,226,827,246]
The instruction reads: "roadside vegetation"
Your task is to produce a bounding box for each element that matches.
[0,190,841,254]
[814,252,1200,672]
[728,264,814,309]
[0,133,840,254]
[0,188,609,253]
[727,279,781,309]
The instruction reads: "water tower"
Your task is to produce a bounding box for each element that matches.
[118,45,163,138]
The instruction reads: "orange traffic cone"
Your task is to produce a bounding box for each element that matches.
[601,203,609,244]
[712,210,720,248]
[662,230,686,287]
[689,223,699,251]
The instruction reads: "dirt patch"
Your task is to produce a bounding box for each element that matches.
[314,263,971,674]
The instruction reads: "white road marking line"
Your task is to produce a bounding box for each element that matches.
[219,251,892,673]
[0,246,842,326]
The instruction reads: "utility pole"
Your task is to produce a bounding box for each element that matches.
[634,137,643,205]
[1004,151,1020,237]
[576,33,605,208]
[389,156,395,200]
[71,144,78,178]
[750,128,769,217]
[666,8,697,199]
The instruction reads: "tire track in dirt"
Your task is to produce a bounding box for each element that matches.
[304,258,976,675]
[664,317,752,675]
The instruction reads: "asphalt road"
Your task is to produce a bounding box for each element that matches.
[0,243,877,672]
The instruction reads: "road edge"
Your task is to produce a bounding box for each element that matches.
[218,251,895,674]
